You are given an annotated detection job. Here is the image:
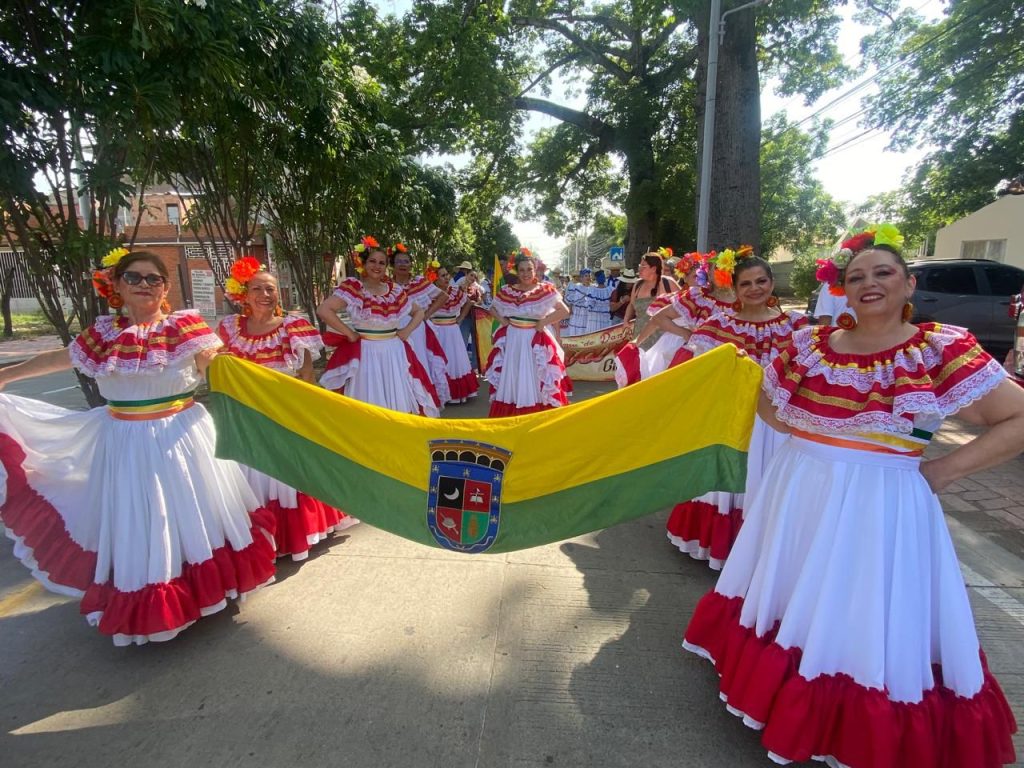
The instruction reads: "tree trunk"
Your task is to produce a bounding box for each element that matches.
[1,267,14,338]
[695,2,762,253]
[621,131,660,268]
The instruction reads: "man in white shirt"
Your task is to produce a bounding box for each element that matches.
[813,286,856,326]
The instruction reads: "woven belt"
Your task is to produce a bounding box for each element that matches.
[108,391,196,421]
[507,316,537,329]
[432,315,459,325]
[355,328,398,340]
[790,428,928,457]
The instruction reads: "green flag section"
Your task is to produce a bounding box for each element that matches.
[207,345,762,554]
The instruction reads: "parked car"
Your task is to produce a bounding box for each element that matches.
[1008,292,1024,387]
[906,259,1024,360]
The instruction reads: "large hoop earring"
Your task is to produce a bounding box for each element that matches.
[274,304,284,317]
[108,292,124,310]
[731,299,743,312]
[837,312,857,330]
[902,301,914,323]
[242,305,253,317]
[766,295,779,308]
[160,298,171,314]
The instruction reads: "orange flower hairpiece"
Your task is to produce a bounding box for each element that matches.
[225,256,265,303]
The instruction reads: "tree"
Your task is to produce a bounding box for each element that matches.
[0,0,201,404]
[858,0,1024,243]
[760,113,846,256]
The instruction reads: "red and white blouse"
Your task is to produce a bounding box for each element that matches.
[687,312,808,368]
[217,314,323,376]
[71,312,221,378]
[332,278,412,332]
[764,323,1007,453]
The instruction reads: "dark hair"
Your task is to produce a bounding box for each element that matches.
[640,252,664,297]
[734,256,773,282]
[514,253,535,272]
[389,248,412,265]
[844,246,910,278]
[114,251,168,281]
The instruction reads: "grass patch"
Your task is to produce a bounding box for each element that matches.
[2,312,68,341]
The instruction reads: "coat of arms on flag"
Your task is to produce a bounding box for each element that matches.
[427,439,512,553]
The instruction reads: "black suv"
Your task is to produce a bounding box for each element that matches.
[907,259,1024,359]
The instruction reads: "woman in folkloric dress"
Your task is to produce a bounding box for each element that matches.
[0,249,276,645]
[389,244,450,407]
[485,253,572,417]
[217,259,357,562]
[317,238,439,417]
[683,226,1023,768]
[426,265,479,404]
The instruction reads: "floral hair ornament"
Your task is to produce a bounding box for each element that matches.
[674,251,700,279]
[92,245,132,303]
[821,223,906,297]
[712,248,736,289]
[505,252,518,276]
[657,246,674,261]
[224,255,265,304]
[694,250,715,288]
[425,256,441,282]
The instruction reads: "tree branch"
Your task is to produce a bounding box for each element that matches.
[511,16,631,83]
[512,97,616,144]
[516,53,582,99]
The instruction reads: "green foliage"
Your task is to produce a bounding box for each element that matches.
[789,249,825,301]
[855,0,1024,249]
[760,113,846,256]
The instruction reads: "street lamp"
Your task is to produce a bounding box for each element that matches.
[696,0,772,253]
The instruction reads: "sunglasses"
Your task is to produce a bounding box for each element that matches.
[122,271,167,287]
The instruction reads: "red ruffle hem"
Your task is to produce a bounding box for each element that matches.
[0,434,96,592]
[81,508,276,645]
[268,494,356,562]
[615,342,641,387]
[487,401,559,418]
[1,434,278,645]
[447,371,479,402]
[683,591,1018,768]
[665,499,742,569]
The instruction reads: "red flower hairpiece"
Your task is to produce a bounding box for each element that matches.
[840,231,875,254]
[362,235,380,249]
[230,256,263,283]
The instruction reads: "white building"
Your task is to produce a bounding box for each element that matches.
[933,194,1024,269]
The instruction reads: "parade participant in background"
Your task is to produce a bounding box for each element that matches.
[0,249,276,645]
[683,225,1023,768]
[622,252,679,350]
[317,238,440,417]
[664,254,807,569]
[586,270,615,333]
[460,269,485,369]
[486,252,572,416]
[812,250,857,327]
[609,267,636,322]
[427,265,479,403]
[564,268,593,336]
[218,259,356,561]
[389,243,450,407]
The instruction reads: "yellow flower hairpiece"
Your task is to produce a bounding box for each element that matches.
[871,223,904,252]
[101,246,130,268]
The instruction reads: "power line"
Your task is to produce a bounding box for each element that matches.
[763,0,1001,148]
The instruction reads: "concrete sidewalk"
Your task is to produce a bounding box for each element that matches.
[0,334,64,366]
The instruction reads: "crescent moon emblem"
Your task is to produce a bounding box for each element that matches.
[444,488,460,500]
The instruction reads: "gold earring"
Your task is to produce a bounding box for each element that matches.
[902,302,914,323]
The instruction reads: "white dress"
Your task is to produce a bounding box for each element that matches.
[485,283,572,417]
[683,323,1017,768]
[0,312,276,646]
[665,311,807,570]
[217,314,358,560]
[398,275,450,407]
[427,285,479,403]
[319,278,440,417]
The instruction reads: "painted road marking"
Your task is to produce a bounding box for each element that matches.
[961,562,1024,629]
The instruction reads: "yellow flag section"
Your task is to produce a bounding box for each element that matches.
[208,345,761,554]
